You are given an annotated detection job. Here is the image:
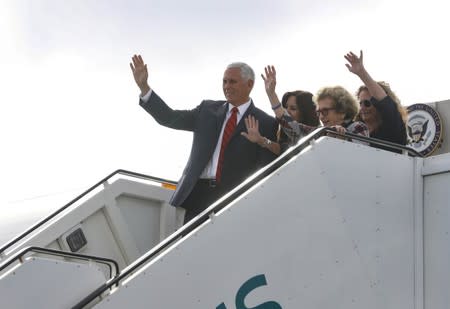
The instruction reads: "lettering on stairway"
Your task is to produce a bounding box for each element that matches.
[216,274,282,309]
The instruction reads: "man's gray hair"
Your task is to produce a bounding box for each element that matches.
[227,62,255,81]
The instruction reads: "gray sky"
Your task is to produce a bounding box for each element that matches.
[1,0,450,242]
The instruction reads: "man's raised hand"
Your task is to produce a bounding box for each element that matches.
[130,54,150,95]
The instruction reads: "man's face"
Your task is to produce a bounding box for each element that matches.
[222,67,254,105]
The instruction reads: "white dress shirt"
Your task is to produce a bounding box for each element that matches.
[200,100,251,179]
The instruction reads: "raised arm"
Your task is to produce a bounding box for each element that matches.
[344,51,387,101]
[261,65,285,119]
[130,54,151,96]
[131,54,198,131]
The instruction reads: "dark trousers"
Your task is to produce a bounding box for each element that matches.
[181,179,226,224]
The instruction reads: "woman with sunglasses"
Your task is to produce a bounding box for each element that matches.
[345,51,407,146]
[258,65,368,144]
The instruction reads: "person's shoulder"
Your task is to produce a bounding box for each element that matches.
[194,100,226,113]
[347,120,369,136]
[202,99,226,104]
[200,99,226,108]
[370,95,396,109]
[352,119,366,125]
[251,104,276,121]
[348,120,367,128]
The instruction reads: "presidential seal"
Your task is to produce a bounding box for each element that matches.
[407,103,443,156]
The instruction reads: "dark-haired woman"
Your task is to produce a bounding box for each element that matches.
[241,89,320,155]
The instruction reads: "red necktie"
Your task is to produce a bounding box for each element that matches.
[216,107,238,182]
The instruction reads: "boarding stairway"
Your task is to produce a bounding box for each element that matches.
[2,128,450,308]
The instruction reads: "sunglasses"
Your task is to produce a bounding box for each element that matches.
[360,100,372,107]
[316,107,336,117]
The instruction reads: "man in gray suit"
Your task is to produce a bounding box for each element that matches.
[130,55,278,223]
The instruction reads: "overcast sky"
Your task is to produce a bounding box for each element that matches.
[1,0,450,242]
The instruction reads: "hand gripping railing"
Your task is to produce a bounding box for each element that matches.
[71,128,423,308]
[0,170,177,256]
[0,246,119,280]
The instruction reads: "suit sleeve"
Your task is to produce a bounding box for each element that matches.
[139,91,200,131]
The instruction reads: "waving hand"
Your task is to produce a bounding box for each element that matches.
[130,54,151,95]
[344,50,365,76]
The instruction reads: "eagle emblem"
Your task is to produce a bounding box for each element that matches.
[406,103,442,156]
[408,120,428,144]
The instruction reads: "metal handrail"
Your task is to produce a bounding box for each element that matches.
[0,246,119,280]
[340,131,423,157]
[72,127,422,308]
[0,170,177,256]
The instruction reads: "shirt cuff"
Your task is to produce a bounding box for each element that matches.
[140,89,153,102]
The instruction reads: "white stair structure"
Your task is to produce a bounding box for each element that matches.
[88,134,423,309]
[1,125,449,308]
[0,247,115,308]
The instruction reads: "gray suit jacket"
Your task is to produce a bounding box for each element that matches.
[140,91,278,207]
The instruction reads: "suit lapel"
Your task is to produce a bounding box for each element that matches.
[216,102,228,136]
[231,101,255,140]
[200,102,227,170]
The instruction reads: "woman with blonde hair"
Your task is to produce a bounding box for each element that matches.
[345,50,407,146]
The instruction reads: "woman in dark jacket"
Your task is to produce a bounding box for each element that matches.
[345,50,407,147]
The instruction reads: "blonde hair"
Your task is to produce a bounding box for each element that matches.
[316,86,359,121]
